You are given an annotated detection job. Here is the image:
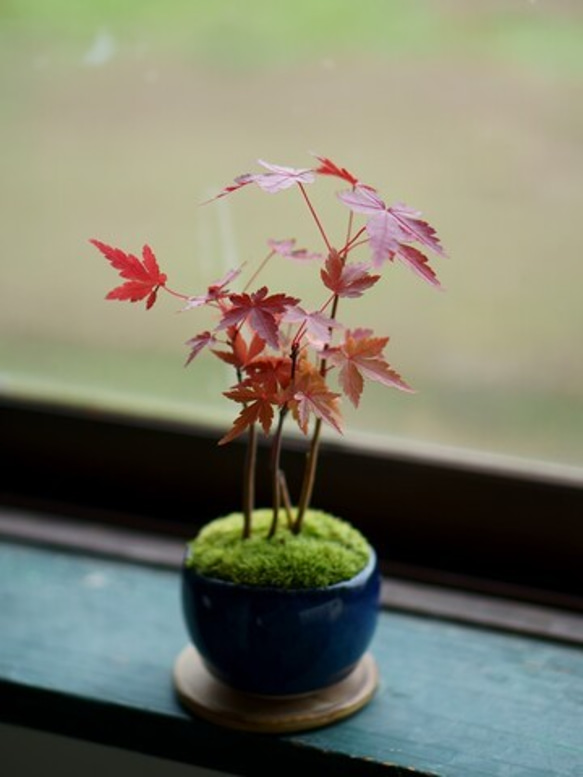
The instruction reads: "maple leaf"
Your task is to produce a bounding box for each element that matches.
[218,286,299,349]
[326,328,413,407]
[90,240,167,309]
[337,188,444,286]
[282,305,341,347]
[219,382,277,445]
[291,366,342,435]
[365,212,410,268]
[254,160,315,193]
[267,238,322,263]
[338,188,412,269]
[244,356,292,394]
[207,173,256,202]
[387,202,446,257]
[337,186,388,215]
[185,331,216,366]
[183,267,242,310]
[320,251,380,298]
[394,244,441,287]
[208,158,315,202]
[312,154,360,187]
[213,330,266,370]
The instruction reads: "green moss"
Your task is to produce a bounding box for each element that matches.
[185,509,372,589]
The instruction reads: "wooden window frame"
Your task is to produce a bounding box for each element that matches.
[2,395,582,608]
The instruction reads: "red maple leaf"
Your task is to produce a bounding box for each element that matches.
[326,328,413,407]
[312,154,360,187]
[393,244,441,287]
[207,173,256,202]
[320,251,380,298]
[290,366,342,435]
[90,239,167,309]
[244,356,293,394]
[218,286,299,349]
[219,381,277,445]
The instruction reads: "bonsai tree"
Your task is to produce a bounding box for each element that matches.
[91,154,445,550]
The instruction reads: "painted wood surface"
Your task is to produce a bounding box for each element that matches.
[0,541,581,776]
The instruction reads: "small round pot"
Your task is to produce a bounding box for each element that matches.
[181,549,380,696]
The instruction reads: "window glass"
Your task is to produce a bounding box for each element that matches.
[1,1,582,468]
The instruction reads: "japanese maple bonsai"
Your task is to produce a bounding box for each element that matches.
[91,154,445,703]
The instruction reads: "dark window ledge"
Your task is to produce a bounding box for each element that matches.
[1,527,582,777]
[2,397,583,606]
[2,508,582,646]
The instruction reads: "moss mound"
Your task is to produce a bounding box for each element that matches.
[185,509,372,589]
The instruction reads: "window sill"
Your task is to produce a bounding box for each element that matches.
[1,525,582,776]
[3,396,583,605]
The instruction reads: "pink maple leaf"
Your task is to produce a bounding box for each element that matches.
[254,160,315,194]
[283,305,341,347]
[218,286,299,349]
[337,187,388,215]
[185,331,216,366]
[387,202,446,257]
[208,159,315,201]
[183,267,242,310]
[326,328,413,407]
[337,187,444,286]
[320,251,380,298]
[267,238,322,263]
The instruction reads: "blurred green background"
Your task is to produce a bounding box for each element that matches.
[1,0,582,468]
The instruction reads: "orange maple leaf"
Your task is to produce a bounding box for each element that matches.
[326,328,413,407]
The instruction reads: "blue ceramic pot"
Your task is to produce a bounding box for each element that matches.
[181,549,380,696]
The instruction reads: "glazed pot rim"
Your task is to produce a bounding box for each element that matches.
[183,546,378,594]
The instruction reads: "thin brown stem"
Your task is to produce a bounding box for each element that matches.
[293,417,322,534]
[298,183,331,253]
[343,238,369,254]
[327,292,341,332]
[278,470,294,529]
[163,285,191,301]
[338,226,367,256]
[340,182,357,259]
[343,210,355,258]
[243,250,275,293]
[267,409,287,539]
[294,293,341,534]
[267,344,299,538]
[294,247,346,533]
[242,423,257,539]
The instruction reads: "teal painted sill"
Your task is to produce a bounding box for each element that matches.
[1,539,582,777]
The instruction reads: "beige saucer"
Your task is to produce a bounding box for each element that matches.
[173,645,379,733]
